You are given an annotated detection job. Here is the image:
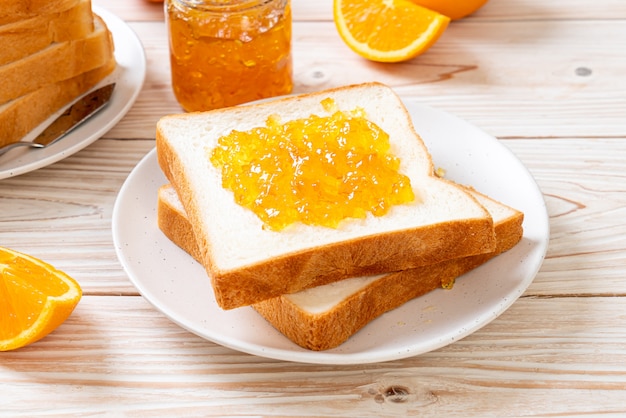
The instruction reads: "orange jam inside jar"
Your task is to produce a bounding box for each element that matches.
[166,0,293,112]
[210,99,415,231]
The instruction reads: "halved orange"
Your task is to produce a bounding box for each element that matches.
[409,0,489,20]
[0,246,82,351]
[333,0,450,63]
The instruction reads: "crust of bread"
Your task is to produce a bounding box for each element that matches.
[254,191,523,350]
[157,184,524,351]
[0,13,114,104]
[207,216,495,309]
[0,57,116,148]
[156,83,497,309]
[0,0,94,66]
[0,0,80,26]
[158,186,204,262]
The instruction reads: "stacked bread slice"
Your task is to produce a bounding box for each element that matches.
[0,0,116,148]
[155,82,524,350]
[158,183,523,350]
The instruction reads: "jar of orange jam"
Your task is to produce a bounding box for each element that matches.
[165,0,293,112]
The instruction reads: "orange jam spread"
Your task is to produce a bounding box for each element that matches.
[166,0,292,112]
[210,99,415,230]
[441,277,455,290]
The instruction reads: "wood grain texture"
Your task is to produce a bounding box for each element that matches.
[2,296,626,416]
[0,140,152,295]
[2,0,626,416]
[93,0,626,22]
[102,20,626,139]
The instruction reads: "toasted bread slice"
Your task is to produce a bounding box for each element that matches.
[0,57,116,148]
[156,82,496,309]
[0,13,114,104]
[0,0,94,66]
[0,0,80,26]
[157,184,524,350]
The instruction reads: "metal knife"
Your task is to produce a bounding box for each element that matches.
[32,83,116,148]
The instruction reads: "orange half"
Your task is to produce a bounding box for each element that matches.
[334,0,450,63]
[0,246,82,351]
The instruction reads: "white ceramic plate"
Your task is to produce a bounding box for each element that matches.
[113,101,549,365]
[0,6,146,179]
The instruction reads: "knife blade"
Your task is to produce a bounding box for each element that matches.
[33,83,116,147]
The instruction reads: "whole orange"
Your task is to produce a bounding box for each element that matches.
[409,0,489,20]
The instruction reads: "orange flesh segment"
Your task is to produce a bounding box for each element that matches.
[334,0,450,62]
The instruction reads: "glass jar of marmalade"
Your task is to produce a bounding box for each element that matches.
[165,0,293,112]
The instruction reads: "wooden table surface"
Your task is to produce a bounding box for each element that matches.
[2,0,626,415]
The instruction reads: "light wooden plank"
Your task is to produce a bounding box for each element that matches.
[503,138,626,296]
[104,18,626,140]
[93,0,165,21]
[93,0,626,23]
[2,295,626,416]
[2,0,625,415]
[0,140,154,296]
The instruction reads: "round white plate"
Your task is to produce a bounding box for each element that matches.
[113,102,549,365]
[0,6,146,179]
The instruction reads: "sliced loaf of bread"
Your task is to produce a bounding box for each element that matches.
[0,0,80,26]
[0,0,94,66]
[0,13,114,104]
[0,55,116,148]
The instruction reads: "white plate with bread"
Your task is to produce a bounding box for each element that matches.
[0,5,145,179]
[113,87,549,364]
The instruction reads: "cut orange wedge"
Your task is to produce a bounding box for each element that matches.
[333,0,450,63]
[0,246,82,351]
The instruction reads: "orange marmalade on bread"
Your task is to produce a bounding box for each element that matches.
[210,98,415,230]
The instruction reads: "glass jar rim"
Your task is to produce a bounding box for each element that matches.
[171,0,282,12]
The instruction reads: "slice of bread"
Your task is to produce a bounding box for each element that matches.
[157,183,524,350]
[0,0,80,26]
[0,13,114,104]
[0,56,116,148]
[0,0,94,66]
[156,82,497,309]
